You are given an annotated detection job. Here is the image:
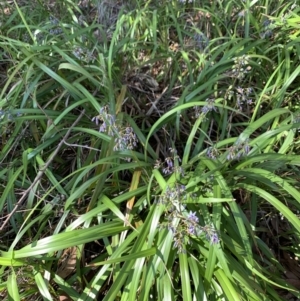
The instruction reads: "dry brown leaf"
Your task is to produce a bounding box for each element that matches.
[59,295,73,301]
[57,246,78,279]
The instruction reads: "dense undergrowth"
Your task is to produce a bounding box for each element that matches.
[0,0,300,300]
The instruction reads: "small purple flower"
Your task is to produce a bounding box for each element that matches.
[243,142,251,154]
[160,149,184,176]
[187,225,196,235]
[91,116,99,126]
[235,151,243,160]
[209,232,219,244]
[187,211,199,224]
[165,157,173,169]
[99,122,107,132]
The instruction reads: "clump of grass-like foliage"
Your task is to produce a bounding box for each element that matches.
[1,0,300,300]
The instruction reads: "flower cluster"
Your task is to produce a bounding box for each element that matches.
[201,98,218,114]
[155,148,184,177]
[50,28,63,36]
[260,18,274,39]
[49,16,63,36]
[113,126,138,151]
[206,147,220,160]
[157,185,219,253]
[193,98,217,118]
[72,46,95,63]
[194,32,209,52]
[226,138,251,161]
[156,184,187,206]
[224,86,253,111]
[92,106,138,153]
[231,55,251,80]
[92,106,116,136]
[198,224,220,245]
[236,86,253,110]
[49,16,59,25]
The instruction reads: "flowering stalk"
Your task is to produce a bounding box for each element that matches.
[157,183,219,252]
[92,106,138,153]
